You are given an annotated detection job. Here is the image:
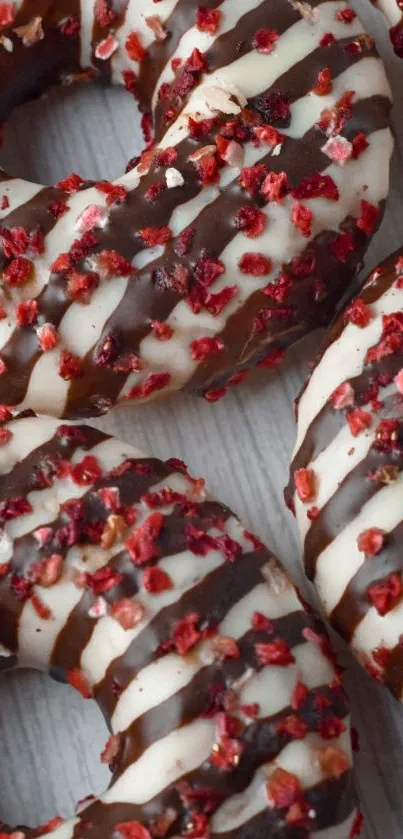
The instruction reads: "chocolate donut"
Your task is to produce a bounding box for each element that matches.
[287,248,403,701]
[0,415,359,839]
[0,0,393,417]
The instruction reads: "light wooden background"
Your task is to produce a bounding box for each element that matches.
[0,3,403,834]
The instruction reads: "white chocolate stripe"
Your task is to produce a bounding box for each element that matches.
[0,178,42,220]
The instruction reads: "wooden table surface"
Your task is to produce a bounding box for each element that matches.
[0,3,403,835]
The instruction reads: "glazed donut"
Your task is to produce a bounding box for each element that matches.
[0,0,393,418]
[0,415,358,839]
[287,248,403,701]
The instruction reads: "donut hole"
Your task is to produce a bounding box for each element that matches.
[0,667,110,828]
[0,83,143,184]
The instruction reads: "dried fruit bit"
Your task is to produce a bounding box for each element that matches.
[291,202,312,238]
[3,256,32,286]
[239,252,272,276]
[294,468,316,502]
[291,681,309,710]
[58,350,83,381]
[196,7,221,33]
[277,714,308,739]
[322,135,353,165]
[210,635,240,658]
[190,336,224,361]
[345,297,371,328]
[235,205,266,238]
[125,31,146,62]
[347,408,372,437]
[70,455,102,486]
[255,638,295,666]
[15,299,38,327]
[350,811,364,838]
[0,3,15,27]
[57,172,85,192]
[253,28,279,54]
[115,821,152,839]
[357,200,380,236]
[139,226,172,246]
[357,528,384,557]
[318,745,350,778]
[111,598,145,630]
[368,573,402,616]
[143,565,172,594]
[312,67,332,95]
[329,381,354,409]
[126,372,171,400]
[68,668,92,698]
[37,323,59,352]
[29,554,63,587]
[95,33,119,60]
[173,612,203,655]
[336,7,356,22]
[292,172,339,201]
[266,768,302,809]
[125,512,164,565]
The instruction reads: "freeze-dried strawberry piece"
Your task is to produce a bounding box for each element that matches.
[357,528,384,557]
[190,336,224,361]
[336,7,356,22]
[151,320,174,340]
[125,512,164,565]
[253,28,279,53]
[320,32,336,46]
[368,573,402,616]
[194,253,225,288]
[235,205,266,238]
[322,135,353,165]
[292,173,339,202]
[139,226,172,246]
[111,598,144,630]
[186,524,217,555]
[345,297,371,327]
[96,182,128,206]
[351,131,369,159]
[255,639,295,666]
[122,69,139,97]
[58,350,83,381]
[94,0,116,27]
[252,611,274,631]
[70,455,102,485]
[277,714,308,739]
[88,566,123,595]
[126,372,171,400]
[126,31,146,62]
[317,715,346,740]
[99,250,134,276]
[205,285,237,316]
[349,811,364,838]
[239,163,267,196]
[291,202,312,237]
[261,172,290,206]
[15,299,38,326]
[67,270,99,303]
[357,200,380,235]
[116,822,152,839]
[254,91,291,126]
[143,565,173,593]
[3,256,32,286]
[312,67,332,95]
[196,6,221,32]
[347,408,372,436]
[266,768,302,808]
[329,381,355,409]
[0,3,15,27]
[239,252,272,276]
[294,468,316,502]
[57,172,85,192]
[172,612,203,654]
[330,231,355,262]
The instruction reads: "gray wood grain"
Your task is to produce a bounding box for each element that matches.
[0,2,403,832]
